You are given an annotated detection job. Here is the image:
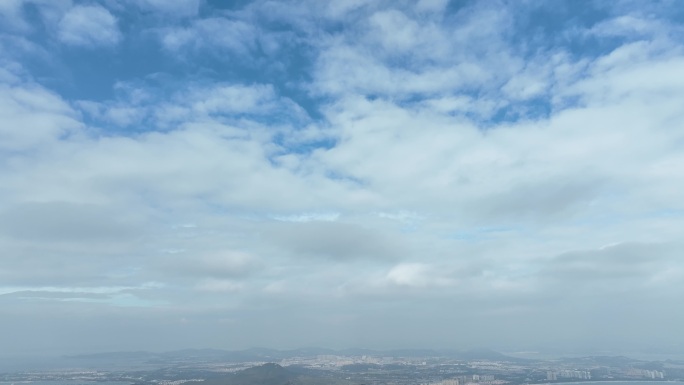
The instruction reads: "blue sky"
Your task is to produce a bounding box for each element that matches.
[1,0,684,357]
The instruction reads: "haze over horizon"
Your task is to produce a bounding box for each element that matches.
[1,0,684,357]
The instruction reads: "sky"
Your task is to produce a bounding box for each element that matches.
[1,0,684,357]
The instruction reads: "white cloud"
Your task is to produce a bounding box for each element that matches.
[385,263,455,288]
[0,282,165,308]
[311,4,518,99]
[2,0,684,353]
[368,10,422,53]
[0,82,81,150]
[160,17,257,54]
[78,82,308,130]
[188,84,278,115]
[57,5,121,47]
[589,15,668,39]
[0,0,29,32]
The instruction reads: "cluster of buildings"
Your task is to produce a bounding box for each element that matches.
[546,368,668,381]
[423,374,498,385]
[625,369,665,379]
[546,370,591,381]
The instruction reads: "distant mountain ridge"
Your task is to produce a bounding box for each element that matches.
[66,347,529,363]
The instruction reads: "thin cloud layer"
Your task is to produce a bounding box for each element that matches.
[0,0,683,356]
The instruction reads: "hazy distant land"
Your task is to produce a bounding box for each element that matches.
[2,348,684,385]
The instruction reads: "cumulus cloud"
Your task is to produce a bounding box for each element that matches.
[0,82,81,150]
[57,5,121,47]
